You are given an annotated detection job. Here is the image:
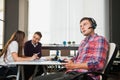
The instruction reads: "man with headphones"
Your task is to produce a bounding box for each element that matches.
[80,17,97,36]
[33,17,109,80]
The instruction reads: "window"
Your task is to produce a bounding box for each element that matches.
[28,0,109,45]
[0,0,4,49]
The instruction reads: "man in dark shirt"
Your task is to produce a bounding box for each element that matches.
[24,31,44,80]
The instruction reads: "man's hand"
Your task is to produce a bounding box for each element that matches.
[64,60,75,70]
[31,54,39,60]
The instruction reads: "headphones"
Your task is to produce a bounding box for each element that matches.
[88,17,97,29]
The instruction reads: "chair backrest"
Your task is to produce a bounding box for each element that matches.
[104,43,118,74]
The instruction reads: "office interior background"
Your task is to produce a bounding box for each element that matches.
[0,0,120,49]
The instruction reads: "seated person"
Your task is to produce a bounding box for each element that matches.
[24,31,44,80]
[0,30,38,77]
[33,17,109,80]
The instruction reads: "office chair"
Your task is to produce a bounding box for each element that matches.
[0,63,17,80]
[0,67,17,80]
[71,43,119,80]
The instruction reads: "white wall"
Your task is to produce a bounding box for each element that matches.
[19,0,109,44]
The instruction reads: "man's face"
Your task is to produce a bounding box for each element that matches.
[32,34,41,44]
[80,20,94,36]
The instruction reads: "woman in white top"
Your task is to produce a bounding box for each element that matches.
[0,30,39,77]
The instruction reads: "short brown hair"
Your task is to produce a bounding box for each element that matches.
[34,31,42,38]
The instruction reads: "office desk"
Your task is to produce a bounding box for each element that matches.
[7,59,66,80]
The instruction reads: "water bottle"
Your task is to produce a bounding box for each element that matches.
[54,50,59,61]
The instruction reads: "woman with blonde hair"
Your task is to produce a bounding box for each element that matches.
[0,30,39,78]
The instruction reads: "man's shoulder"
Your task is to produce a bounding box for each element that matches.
[38,42,42,45]
[95,34,106,39]
[25,40,31,45]
[95,34,108,42]
[96,35,104,38]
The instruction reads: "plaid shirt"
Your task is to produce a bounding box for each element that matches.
[71,33,109,80]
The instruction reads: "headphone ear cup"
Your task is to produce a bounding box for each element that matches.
[92,24,96,29]
[90,18,97,29]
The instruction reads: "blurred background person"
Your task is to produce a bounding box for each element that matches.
[0,30,38,79]
[24,31,44,80]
